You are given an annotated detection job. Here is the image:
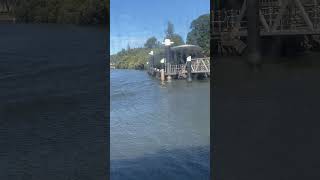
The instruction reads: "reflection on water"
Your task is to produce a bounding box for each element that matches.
[111,69,210,180]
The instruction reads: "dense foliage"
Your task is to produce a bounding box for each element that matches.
[186,14,210,56]
[111,14,210,69]
[165,21,185,46]
[10,0,106,24]
[144,36,160,49]
[110,47,162,69]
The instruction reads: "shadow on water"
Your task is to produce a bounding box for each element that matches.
[111,146,209,180]
[0,24,107,179]
[213,51,320,180]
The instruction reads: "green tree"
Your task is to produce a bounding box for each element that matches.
[186,14,210,56]
[144,36,158,49]
[12,0,106,24]
[111,46,163,69]
[164,21,185,46]
[170,34,184,46]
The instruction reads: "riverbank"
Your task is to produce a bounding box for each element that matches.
[0,0,106,25]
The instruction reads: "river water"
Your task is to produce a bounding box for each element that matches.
[0,24,209,179]
[0,24,107,179]
[111,70,210,180]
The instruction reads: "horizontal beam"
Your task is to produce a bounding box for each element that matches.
[213,30,320,37]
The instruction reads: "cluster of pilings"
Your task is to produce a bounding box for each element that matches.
[147,39,195,82]
[147,61,193,83]
[213,0,320,61]
[213,0,261,63]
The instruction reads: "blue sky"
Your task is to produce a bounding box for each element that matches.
[110,0,210,55]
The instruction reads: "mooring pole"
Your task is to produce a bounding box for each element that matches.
[149,50,154,76]
[247,0,261,69]
[146,62,149,73]
[160,58,165,82]
[186,56,192,82]
[166,46,172,81]
[162,39,174,81]
[152,55,155,69]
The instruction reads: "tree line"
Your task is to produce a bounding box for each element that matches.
[3,0,107,24]
[111,13,210,69]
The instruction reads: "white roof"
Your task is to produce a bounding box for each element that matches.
[170,44,202,52]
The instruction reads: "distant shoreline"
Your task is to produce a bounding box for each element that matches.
[0,21,106,29]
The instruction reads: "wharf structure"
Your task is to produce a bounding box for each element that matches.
[0,1,15,23]
[147,44,210,82]
[110,63,116,69]
[212,2,320,180]
[212,0,320,56]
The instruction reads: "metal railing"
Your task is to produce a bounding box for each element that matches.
[212,1,320,37]
[165,57,211,75]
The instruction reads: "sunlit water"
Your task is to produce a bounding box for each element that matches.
[110,69,210,180]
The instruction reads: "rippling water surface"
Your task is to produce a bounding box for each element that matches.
[111,69,210,180]
[0,24,107,180]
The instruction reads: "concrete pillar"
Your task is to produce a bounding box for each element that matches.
[247,0,261,67]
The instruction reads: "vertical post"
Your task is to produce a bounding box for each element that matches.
[149,50,154,76]
[161,69,165,81]
[146,62,149,73]
[186,56,192,82]
[162,39,174,81]
[165,45,172,81]
[219,10,222,32]
[160,58,165,82]
[315,0,318,29]
[165,46,170,63]
[247,0,261,69]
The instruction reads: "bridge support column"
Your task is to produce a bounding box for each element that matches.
[247,0,261,68]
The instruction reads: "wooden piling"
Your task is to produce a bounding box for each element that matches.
[186,61,192,82]
[247,0,261,66]
[161,69,165,81]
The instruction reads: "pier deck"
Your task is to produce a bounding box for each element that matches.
[148,57,210,79]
